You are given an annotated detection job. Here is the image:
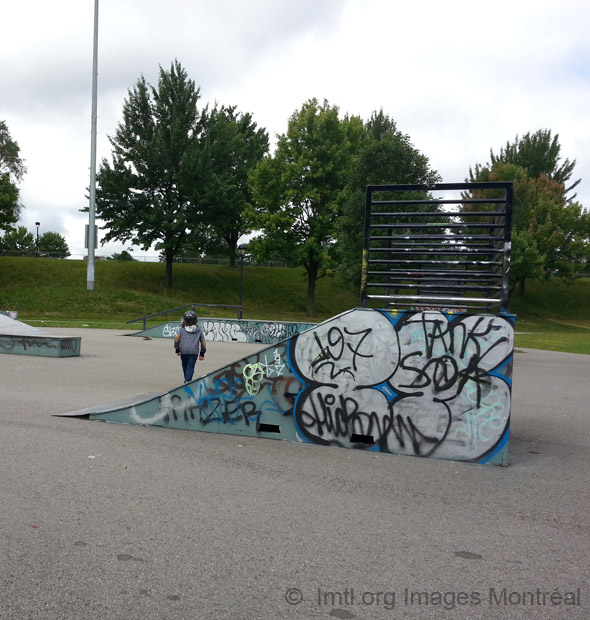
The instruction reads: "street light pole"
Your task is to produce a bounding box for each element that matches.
[35,222,40,257]
[87,0,99,290]
[238,244,248,320]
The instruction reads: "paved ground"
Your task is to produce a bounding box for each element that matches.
[0,328,588,620]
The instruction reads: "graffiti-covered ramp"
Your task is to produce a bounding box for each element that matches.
[57,308,513,465]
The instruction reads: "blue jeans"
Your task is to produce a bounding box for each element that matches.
[180,353,198,382]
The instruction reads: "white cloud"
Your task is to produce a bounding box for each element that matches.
[2,0,589,259]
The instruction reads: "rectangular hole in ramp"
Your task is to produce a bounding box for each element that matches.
[258,423,281,434]
[350,433,375,445]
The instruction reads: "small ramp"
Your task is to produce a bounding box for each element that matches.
[57,307,514,465]
[130,316,317,344]
[56,394,163,418]
[0,314,81,357]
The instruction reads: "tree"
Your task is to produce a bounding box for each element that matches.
[195,105,268,266]
[0,120,26,233]
[108,249,136,261]
[38,231,70,258]
[470,129,581,199]
[336,109,441,287]
[0,225,35,256]
[95,61,207,287]
[467,161,590,295]
[249,99,363,316]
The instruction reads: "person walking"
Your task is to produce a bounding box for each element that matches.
[174,310,207,383]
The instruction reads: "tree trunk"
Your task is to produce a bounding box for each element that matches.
[306,262,319,317]
[165,253,174,288]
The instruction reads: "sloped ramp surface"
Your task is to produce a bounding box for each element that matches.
[58,308,514,465]
[55,394,163,417]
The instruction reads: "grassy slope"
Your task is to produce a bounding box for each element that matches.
[0,257,359,325]
[1,257,589,353]
[509,278,590,354]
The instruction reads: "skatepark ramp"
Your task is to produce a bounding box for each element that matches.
[57,182,515,465]
[0,312,81,357]
[59,307,513,466]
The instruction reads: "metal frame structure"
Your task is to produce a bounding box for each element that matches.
[360,182,514,313]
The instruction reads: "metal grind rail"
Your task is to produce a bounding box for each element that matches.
[360,182,513,312]
[127,303,241,331]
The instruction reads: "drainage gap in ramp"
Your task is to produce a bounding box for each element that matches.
[350,433,375,445]
[258,423,281,434]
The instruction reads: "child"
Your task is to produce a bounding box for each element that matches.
[174,309,207,383]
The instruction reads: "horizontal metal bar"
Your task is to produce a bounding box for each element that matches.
[368,248,504,254]
[384,302,501,311]
[366,293,502,304]
[371,198,506,206]
[370,222,505,230]
[368,277,501,285]
[369,247,504,255]
[368,270,500,278]
[369,259,503,266]
[367,181,512,193]
[367,282,501,292]
[372,210,506,217]
[368,241,503,248]
[370,234,504,241]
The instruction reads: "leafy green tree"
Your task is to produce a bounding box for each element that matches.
[470,129,581,198]
[249,99,363,316]
[195,105,268,266]
[95,61,207,287]
[0,120,26,233]
[468,162,590,295]
[38,231,70,258]
[336,109,441,287]
[0,225,35,256]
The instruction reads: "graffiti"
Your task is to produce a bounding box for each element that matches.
[126,344,301,433]
[135,318,315,344]
[162,324,180,338]
[89,308,512,465]
[0,335,81,358]
[259,348,286,378]
[290,310,512,462]
[243,363,264,396]
[201,319,312,344]
[202,320,249,343]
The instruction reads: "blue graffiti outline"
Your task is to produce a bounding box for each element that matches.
[478,426,510,464]
[286,334,314,443]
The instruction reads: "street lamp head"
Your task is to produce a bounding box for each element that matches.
[35,222,40,227]
[237,243,248,257]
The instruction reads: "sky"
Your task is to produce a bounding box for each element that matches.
[2,0,590,260]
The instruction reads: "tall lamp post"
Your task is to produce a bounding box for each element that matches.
[35,222,40,257]
[87,0,99,290]
[238,244,248,320]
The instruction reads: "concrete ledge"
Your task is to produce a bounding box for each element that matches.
[0,334,81,357]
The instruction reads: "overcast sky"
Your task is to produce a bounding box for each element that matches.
[2,0,589,259]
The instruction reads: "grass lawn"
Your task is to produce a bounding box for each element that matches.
[1,257,590,354]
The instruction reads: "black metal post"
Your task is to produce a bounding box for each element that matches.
[35,222,40,257]
[238,252,244,320]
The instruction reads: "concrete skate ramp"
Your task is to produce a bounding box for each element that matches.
[130,316,316,344]
[59,308,514,465]
[0,313,81,357]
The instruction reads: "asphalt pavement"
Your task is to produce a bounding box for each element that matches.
[0,328,588,620]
